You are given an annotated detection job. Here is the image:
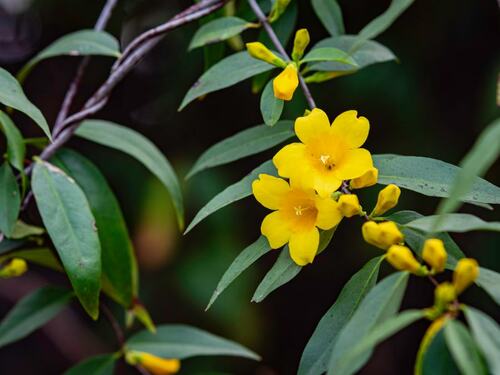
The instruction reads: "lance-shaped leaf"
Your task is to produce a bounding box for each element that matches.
[126,324,260,360]
[0,68,51,139]
[32,160,101,319]
[301,48,357,66]
[189,17,254,50]
[0,286,73,348]
[422,327,459,374]
[76,120,184,230]
[404,213,500,234]
[0,163,20,237]
[311,0,344,36]
[64,354,117,375]
[260,81,284,127]
[0,110,25,171]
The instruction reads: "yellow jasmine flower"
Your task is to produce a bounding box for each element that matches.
[273,64,299,101]
[0,258,28,278]
[126,351,180,375]
[274,109,373,197]
[453,258,479,294]
[361,220,404,250]
[422,238,447,273]
[337,194,362,218]
[350,167,378,189]
[252,174,342,266]
[386,245,427,275]
[371,184,401,217]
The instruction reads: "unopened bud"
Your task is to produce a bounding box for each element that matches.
[350,167,379,189]
[268,0,292,23]
[292,29,310,61]
[453,258,479,294]
[125,351,180,375]
[273,64,299,101]
[422,238,447,273]
[434,282,456,310]
[386,245,427,275]
[371,184,401,217]
[246,42,286,68]
[0,258,27,278]
[337,194,362,218]
[362,220,404,250]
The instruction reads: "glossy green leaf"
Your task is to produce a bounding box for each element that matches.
[186,120,292,179]
[32,160,101,319]
[179,52,274,110]
[327,272,409,375]
[444,320,486,375]
[0,163,20,237]
[0,248,63,272]
[422,328,460,375]
[0,110,25,171]
[464,306,500,375]
[405,213,500,234]
[76,120,184,230]
[260,80,284,126]
[126,324,260,360]
[18,30,120,82]
[0,286,73,348]
[189,17,252,50]
[53,149,137,307]
[301,48,357,66]
[0,68,51,139]
[184,160,277,234]
[374,155,500,206]
[298,256,383,375]
[64,354,117,375]
[207,236,271,310]
[474,268,500,307]
[311,0,344,36]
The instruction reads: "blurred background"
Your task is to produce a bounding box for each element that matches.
[0,0,499,373]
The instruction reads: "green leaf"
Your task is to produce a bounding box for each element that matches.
[179,52,274,110]
[444,320,486,375]
[404,213,500,234]
[311,0,344,36]
[53,149,137,307]
[18,30,120,82]
[189,17,252,50]
[0,67,51,140]
[31,160,101,319]
[0,248,63,272]
[260,80,284,127]
[0,163,20,237]
[0,110,25,171]
[422,328,460,375]
[301,48,357,66]
[436,118,500,217]
[464,306,500,375]
[374,154,500,206]
[184,160,276,234]
[0,239,25,255]
[327,272,409,375]
[0,286,73,348]
[186,120,292,179]
[64,354,117,375]
[298,256,383,375]
[207,236,271,310]
[10,220,45,239]
[75,120,184,230]
[126,324,260,360]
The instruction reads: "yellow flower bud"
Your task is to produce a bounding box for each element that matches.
[350,167,379,189]
[434,282,456,310]
[273,64,299,101]
[362,221,404,250]
[292,28,310,61]
[246,42,286,68]
[0,258,28,278]
[337,194,362,218]
[453,258,479,294]
[371,184,401,217]
[386,245,426,275]
[422,238,447,273]
[125,351,180,375]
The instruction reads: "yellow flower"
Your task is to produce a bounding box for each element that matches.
[252,174,342,266]
[246,42,286,67]
[125,351,180,375]
[453,258,479,294]
[422,238,447,273]
[274,109,373,197]
[0,258,27,278]
[273,64,299,101]
[371,184,401,217]
[350,167,378,189]
[337,194,362,218]
[386,245,426,275]
[361,221,404,250]
[292,28,310,61]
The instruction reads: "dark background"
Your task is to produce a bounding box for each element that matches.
[0,0,499,374]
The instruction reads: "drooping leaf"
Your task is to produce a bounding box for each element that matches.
[53,149,137,307]
[327,272,409,375]
[301,48,357,66]
[206,236,271,310]
[126,324,260,360]
[404,213,500,234]
[0,163,20,237]
[189,17,253,50]
[180,52,274,110]
[422,328,460,375]
[186,120,292,179]
[0,68,51,139]
[184,160,277,234]
[75,120,184,230]
[31,160,101,319]
[298,256,383,375]
[260,80,284,127]
[311,0,344,36]
[64,354,117,375]
[0,110,25,171]
[0,286,73,348]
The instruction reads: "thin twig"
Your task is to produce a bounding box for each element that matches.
[101,302,125,347]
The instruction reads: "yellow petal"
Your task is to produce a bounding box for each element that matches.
[273,64,299,101]
[334,148,373,180]
[289,227,319,266]
[261,211,291,249]
[295,108,331,144]
[315,196,342,229]
[252,174,290,210]
[330,110,370,149]
[313,172,343,198]
[273,142,307,178]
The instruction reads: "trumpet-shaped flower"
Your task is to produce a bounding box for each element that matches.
[252,174,342,266]
[273,64,299,101]
[274,109,373,197]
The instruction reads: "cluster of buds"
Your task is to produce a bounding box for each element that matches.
[125,351,180,375]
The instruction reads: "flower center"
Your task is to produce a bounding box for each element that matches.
[320,154,335,170]
[294,205,309,216]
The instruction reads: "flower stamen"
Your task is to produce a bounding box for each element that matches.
[294,205,309,216]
